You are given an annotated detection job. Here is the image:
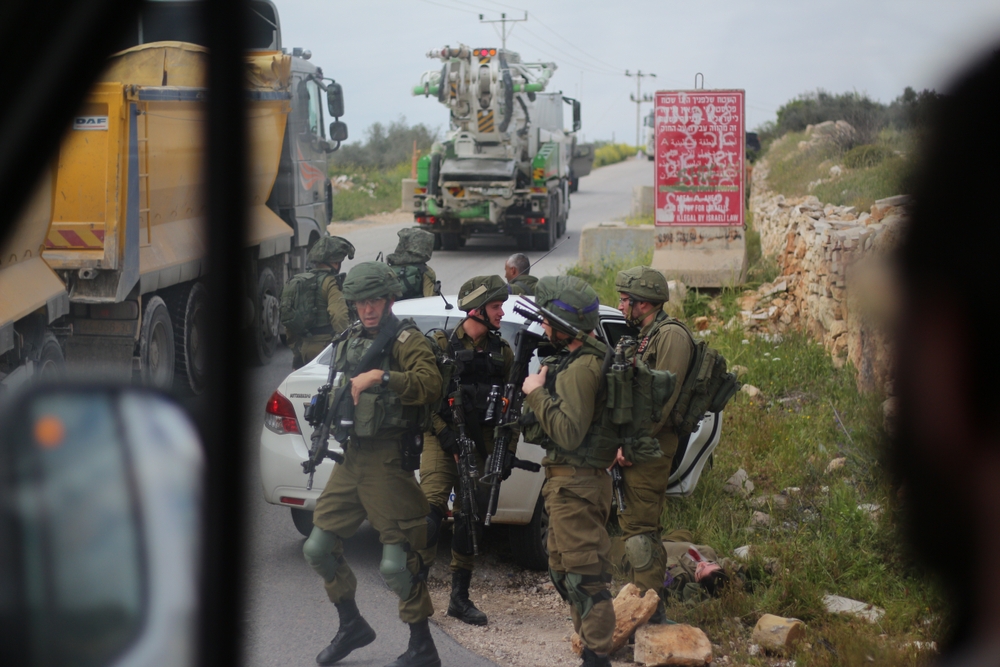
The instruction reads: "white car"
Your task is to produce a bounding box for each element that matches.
[260,296,723,570]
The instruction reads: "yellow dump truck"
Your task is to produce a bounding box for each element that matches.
[0,168,71,394]
[36,42,300,393]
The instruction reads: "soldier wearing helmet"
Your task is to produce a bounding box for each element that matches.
[284,236,355,369]
[387,228,439,300]
[420,275,514,627]
[519,276,617,667]
[302,261,445,667]
[611,266,694,624]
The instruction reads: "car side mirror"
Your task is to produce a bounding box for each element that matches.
[0,385,203,666]
[328,120,348,143]
[327,81,345,118]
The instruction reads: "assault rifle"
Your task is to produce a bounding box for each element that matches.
[609,337,630,513]
[302,319,400,490]
[482,326,544,526]
[448,389,481,555]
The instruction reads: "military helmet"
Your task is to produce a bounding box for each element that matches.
[387,227,434,266]
[615,266,670,303]
[342,261,403,301]
[458,275,509,312]
[535,276,601,332]
[308,236,355,266]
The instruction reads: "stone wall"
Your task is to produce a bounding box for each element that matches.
[747,160,905,393]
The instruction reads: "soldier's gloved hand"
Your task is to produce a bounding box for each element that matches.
[500,449,515,481]
[436,425,459,456]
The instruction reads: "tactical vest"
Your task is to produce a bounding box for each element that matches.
[521,338,618,469]
[393,264,428,300]
[446,328,506,420]
[331,319,428,440]
[280,270,341,336]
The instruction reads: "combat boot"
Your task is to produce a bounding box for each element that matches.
[384,618,441,667]
[647,599,676,625]
[579,646,611,667]
[316,598,376,665]
[446,568,488,626]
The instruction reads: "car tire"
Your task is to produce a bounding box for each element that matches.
[509,492,548,571]
[291,508,314,537]
[432,233,442,251]
[441,232,460,251]
[533,223,553,251]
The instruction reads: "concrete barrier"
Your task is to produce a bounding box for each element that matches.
[578,222,654,270]
[631,185,654,218]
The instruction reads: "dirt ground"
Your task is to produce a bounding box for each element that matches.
[425,530,639,667]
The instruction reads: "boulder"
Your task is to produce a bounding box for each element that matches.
[570,583,659,655]
[751,614,805,653]
[634,624,713,666]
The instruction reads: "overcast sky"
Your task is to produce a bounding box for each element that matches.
[276,0,1000,145]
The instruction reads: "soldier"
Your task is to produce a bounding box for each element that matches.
[302,262,444,667]
[387,228,438,299]
[421,275,514,627]
[283,236,354,369]
[611,266,693,623]
[520,276,617,667]
[504,252,537,295]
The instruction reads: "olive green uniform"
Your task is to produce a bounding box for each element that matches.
[507,273,538,296]
[421,266,438,297]
[523,338,617,655]
[420,323,514,572]
[615,309,693,595]
[294,274,352,367]
[309,318,443,624]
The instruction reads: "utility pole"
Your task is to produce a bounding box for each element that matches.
[626,70,656,152]
[479,12,528,51]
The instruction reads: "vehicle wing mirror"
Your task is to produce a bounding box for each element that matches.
[328,120,348,143]
[0,385,203,666]
[327,81,345,118]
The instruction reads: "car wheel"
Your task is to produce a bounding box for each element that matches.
[509,492,548,571]
[433,233,442,251]
[515,232,532,250]
[291,508,314,537]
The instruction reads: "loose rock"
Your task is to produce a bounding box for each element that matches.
[825,457,847,474]
[822,594,885,623]
[741,384,761,399]
[751,511,771,527]
[570,583,659,655]
[634,623,713,666]
[723,468,755,496]
[751,614,805,654]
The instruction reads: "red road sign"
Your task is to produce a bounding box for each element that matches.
[653,90,745,226]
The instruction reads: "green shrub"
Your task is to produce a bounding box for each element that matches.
[593,143,639,168]
[843,144,896,169]
[329,163,409,221]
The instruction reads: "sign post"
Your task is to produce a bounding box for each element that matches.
[650,89,747,287]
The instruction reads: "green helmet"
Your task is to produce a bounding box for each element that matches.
[342,261,403,301]
[387,228,434,266]
[308,236,355,266]
[458,275,509,312]
[535,276,601,332]
[615,266,670,303]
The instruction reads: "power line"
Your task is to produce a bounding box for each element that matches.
[515,25,621,75]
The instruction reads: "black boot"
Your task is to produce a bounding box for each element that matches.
[446,568,488,626]
[384,619,441,667]
[316,599,376,665]
[580,647,611,666]
[647,598,676,625]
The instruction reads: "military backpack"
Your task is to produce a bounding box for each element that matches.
[279,270,337,336]
[392,264,428,301]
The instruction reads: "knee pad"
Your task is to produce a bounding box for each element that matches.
[564,573,612,621]
[625,533,659,572]
[548,568,570,602]
[303,527,342,581]
[380,543,413,600]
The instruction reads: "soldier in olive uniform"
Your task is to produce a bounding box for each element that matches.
[504,253,538,295]
[611,266,693,622]
[290,236,355,369]
[302,262,444,667]
[520,276,617,667]
[387,228,438,299]
[421,275,514,626]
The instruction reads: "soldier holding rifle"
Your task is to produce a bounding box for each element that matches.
[301,262,444,667]
[420,275,515,627]
[517,276,617,667]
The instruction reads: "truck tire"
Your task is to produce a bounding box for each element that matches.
[35,331,65,381]
[291,508,314,537]
[252,267,280,366]
[515,232,532,251]
[509,493,549,571]
[140,296,176,390]
[533,220,554,251]
[167,282,208,395]
[432,233,442,251]
[441,232,460,251]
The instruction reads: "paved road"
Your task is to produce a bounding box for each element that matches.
[243,158,650,666]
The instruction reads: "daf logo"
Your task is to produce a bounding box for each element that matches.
[73,116,108,131]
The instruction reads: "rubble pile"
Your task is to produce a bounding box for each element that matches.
[747,160,905,392]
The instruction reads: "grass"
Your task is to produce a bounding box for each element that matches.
[565,250,945,665]
[329,162,409,221]
[764,129,913,212]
